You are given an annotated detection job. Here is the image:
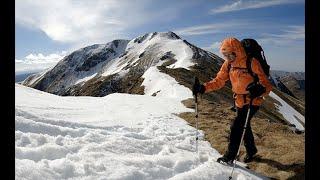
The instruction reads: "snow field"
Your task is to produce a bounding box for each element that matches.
[15,84,265,179]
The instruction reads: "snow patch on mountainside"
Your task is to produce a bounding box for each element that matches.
[22,40,130,92]
[101,32,194,78]
[100,56,129,77]
[128,32,194,70]
[75,73,98,85]
[142,66,193,101]
[269,91,305,131]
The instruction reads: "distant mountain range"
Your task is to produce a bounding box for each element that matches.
[16,72,39,83]
[270,70,305,80]
[269,70,305,102]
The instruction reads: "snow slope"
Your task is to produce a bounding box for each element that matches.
[15,84,266,180]
[142,66,192,101]
[101,32,194,78]
[269,91,305,131]
[22,40,130,93]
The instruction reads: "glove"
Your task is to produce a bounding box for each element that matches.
[246,82,266,98]
[192,82,205,96]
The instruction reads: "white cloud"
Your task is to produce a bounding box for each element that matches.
[173,20,291,37]
[258,25,305,46]
[210,41,222,50]
[210,0,304,14]
[201,41,222,56]
[198,25,305,71]
[201,41,221,51]
[174,22,247,36]
[176,21,304,47]
[15,0,179,48]
[255,25,305,72]
[15,51,68,74]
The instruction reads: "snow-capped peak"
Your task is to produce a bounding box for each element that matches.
[22,31,217,97]
[64,39,130,70]
[123,31,193,69]
[130,31,181,45]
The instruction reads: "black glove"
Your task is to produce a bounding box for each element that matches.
[246,82,266,98]
[192,77,205,95]
[247,82,266,98]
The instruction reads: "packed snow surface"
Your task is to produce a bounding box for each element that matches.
[15,84,266,180]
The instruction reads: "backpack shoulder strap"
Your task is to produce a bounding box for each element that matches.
[227,61,231,73]
[246,57,259,83]
[227,59,259,83]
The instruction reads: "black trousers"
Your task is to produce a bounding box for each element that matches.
[225,105,259,160]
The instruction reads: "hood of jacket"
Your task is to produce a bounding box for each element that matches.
[220,37,247,68]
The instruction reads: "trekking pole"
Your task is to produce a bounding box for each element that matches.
[194,77,200,153]
[229,99,253,180]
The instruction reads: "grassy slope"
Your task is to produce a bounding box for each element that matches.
[178,98,305,180]
[157,64,305,179]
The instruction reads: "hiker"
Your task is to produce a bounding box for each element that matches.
[192,37,273,163]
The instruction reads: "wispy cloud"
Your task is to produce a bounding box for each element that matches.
[15,0,181,49]
[199,25,305,71]
[201,41,221,51]
[174,21,247,36]
[210,0,304,14]
[173,20,291,37]
[256,25,305,72]
[258,25,305,46]
[15,51,68,74]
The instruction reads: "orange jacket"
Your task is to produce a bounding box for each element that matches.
[204,37,273,108]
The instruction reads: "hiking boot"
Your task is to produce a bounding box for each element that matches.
[244,149,257,163]
[217,155,234,165]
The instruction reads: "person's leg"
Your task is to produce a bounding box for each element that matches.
[243,105,259,156]
[223,105,249,160]
[243,124,257,155]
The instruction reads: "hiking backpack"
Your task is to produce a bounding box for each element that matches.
[227,38,270,83]
[241,39,270,77]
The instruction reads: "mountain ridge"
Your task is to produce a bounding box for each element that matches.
[22,31,223,97]
[22,31,304,130]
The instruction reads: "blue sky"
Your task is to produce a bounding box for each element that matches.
[15,0,305,74]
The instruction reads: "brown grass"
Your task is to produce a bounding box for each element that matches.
[155,63,304,179]
[178,98,305,180]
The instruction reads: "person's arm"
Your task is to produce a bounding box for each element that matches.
[204,61,230,93]
[251,59,273,96]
